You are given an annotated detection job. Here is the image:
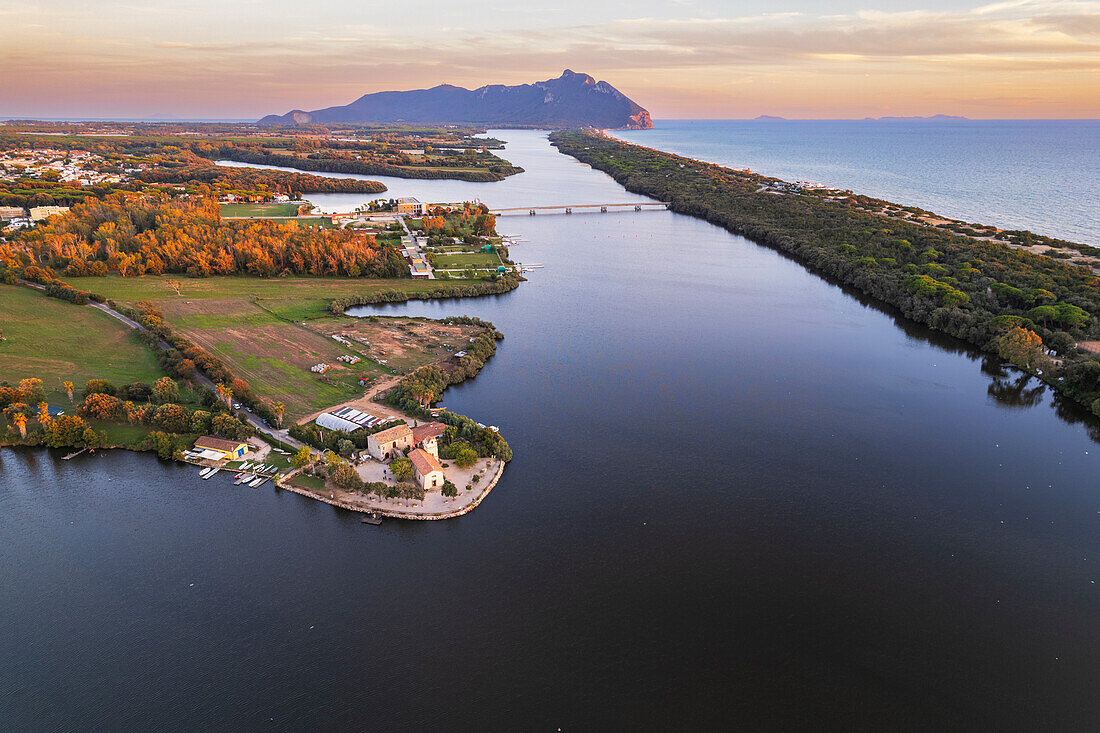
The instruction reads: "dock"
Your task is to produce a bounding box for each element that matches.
[361,512,383,526]
[61,448,88,460]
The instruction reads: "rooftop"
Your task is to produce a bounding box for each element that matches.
[411,422,447,443]
[409,447,444,476]
[194,435,246,453]
[371,423,412,444]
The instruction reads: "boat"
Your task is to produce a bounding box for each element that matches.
[199,467,214,478]
[361,512,383,526]
[248,477,265,487]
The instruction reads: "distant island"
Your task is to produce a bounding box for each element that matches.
[753,115,787,121]
[260,70,653,130]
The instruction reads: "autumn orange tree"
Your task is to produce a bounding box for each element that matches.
[79,392,123,420]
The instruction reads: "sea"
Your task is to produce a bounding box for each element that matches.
[615,119,1100,247]
[3,125,1100,730]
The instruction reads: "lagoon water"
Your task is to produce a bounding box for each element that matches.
[4,130,1100,730]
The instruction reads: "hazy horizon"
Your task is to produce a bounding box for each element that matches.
[2,0,1098,120]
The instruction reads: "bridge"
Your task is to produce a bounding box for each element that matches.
[487,202,671,217]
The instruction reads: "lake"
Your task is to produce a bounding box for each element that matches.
[4,130,1100,730]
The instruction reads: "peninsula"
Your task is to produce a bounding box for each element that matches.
[1,184,519,519]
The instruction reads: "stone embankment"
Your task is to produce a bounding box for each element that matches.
[275,459,506,521]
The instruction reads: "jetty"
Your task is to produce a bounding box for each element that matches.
[61,448,88,460]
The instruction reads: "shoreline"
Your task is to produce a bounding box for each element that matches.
[550,129,1100,422]
[275,458,506,521]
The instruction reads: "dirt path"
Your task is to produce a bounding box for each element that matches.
[297,373,405,425]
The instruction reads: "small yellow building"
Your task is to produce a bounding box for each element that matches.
[193,436,249,460]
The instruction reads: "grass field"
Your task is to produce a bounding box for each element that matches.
[220,203,302,217]
[60,275,491,420]
[64,275,484,321]
[432,252,502,270]
[0,285,166,402]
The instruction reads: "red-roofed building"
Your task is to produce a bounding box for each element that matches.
[411,421,446,458]
[409,448,445,491]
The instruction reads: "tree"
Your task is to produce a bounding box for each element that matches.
[165,279,182,296]
[191,410,212,433]
[36,402,51,428]
[272,401,285,428]
[214,382,233,407]
[329,461,362,491]
[83,379,115,398]
[11,412,26,438]
[62,381,74,403]
[441,480,458,498]
[176,359,196,383]
[153,376,179,404]
[453,448,478,469]
[337,439,355,458]
[18,378,45,405]
[82,427,102,448]
[153,403,191,433]
[390,456,415,481]
[80,392,123,420]
[1027,305,1057,327]
[998,326,1045,370]
[43,415,88,447]
[290,446,312,468]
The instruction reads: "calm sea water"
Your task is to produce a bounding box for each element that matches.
[615,119,1100,246]
[4,131,1100,730]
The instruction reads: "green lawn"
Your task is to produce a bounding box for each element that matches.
[432,252,502,269]
[63,275,487,321]
[220,202,302,217]
[0,285,166,401]
[290,474,326,491]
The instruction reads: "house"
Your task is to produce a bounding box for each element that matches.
[396,197,424,216]
[410,422,446,458]
[193,436,249,460]
[29,205,70,221]
[0,206,25,219]
[409,448,445,491]
[410,261,430,279]
[367,423,413,460]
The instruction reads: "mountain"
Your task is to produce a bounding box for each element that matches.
[259,70,652,129]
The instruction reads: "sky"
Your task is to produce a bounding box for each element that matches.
[1,0,1097,119]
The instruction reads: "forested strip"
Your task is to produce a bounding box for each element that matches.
[550,130,1100,417]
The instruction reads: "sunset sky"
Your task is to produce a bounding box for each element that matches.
[2,0,1098,119]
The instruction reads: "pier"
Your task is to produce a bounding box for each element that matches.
[488,202,670,217]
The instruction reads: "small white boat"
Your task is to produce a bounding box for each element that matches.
[248,477,265,487]
[199,467,214,478]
